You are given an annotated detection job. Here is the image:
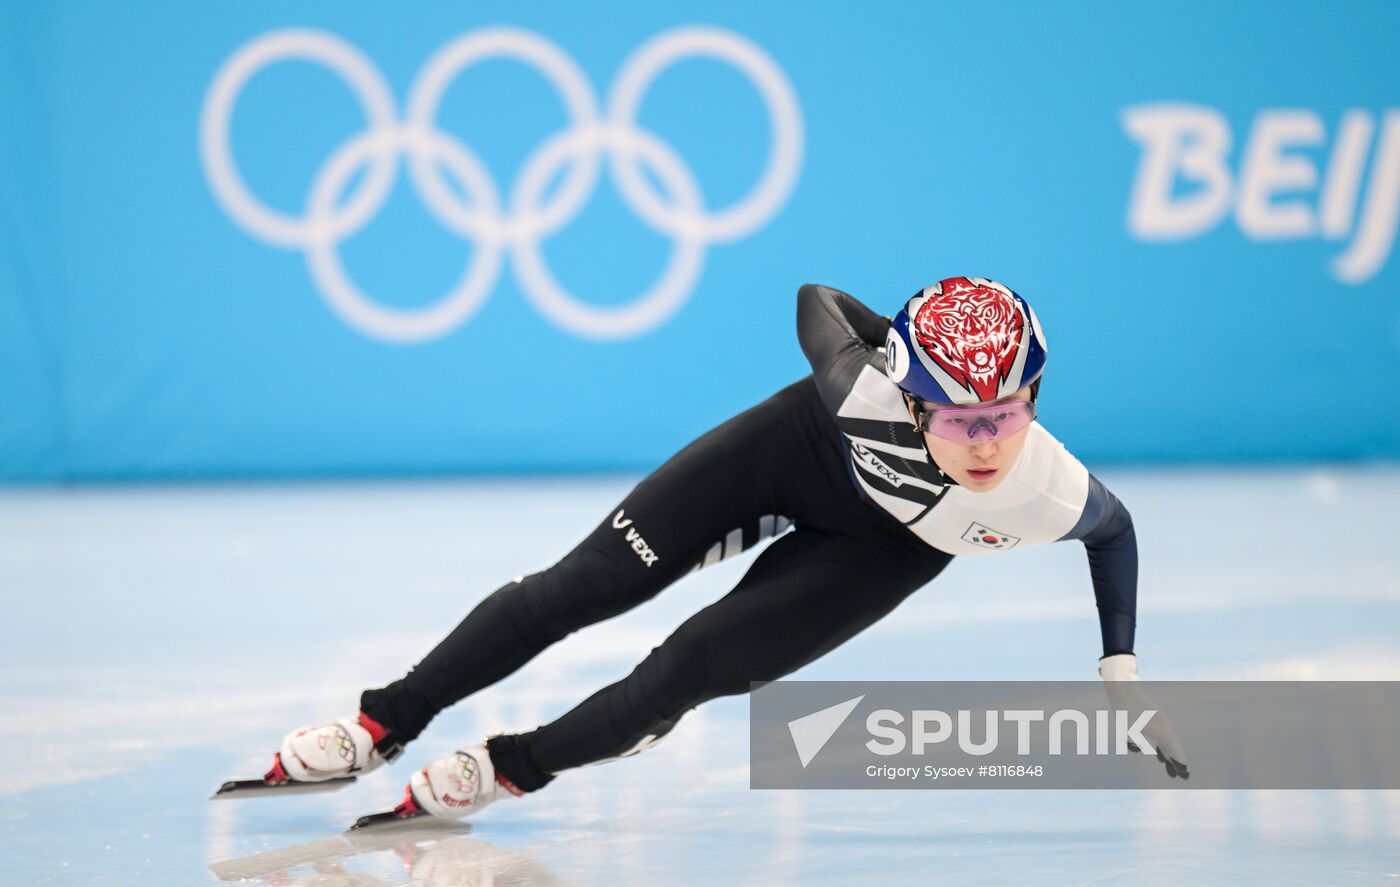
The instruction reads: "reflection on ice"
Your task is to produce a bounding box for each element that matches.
[210,822,566,887]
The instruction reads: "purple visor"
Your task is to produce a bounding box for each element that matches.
[915,400,1036,443]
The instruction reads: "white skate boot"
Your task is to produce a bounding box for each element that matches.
[397,743,524,821]
[269,711,403,784]
[211,711,406,799]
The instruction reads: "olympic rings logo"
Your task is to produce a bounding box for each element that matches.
[199,26,804,343]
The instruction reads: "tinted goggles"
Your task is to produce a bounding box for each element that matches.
[912,399,1036,443]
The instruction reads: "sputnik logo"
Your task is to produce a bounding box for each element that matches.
[787,694,864,768]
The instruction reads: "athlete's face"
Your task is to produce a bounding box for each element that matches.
[908,387,1035,493]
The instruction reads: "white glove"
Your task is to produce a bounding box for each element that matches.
[1098,653,1189,780]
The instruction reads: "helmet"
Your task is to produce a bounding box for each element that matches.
[884,276,1047,406]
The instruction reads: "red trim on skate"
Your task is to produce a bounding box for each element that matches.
[393,784,422,819]
[495,770,526,797]
[263,753,290,785]
[357,711,390,745]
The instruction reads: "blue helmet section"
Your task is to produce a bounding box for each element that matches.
[884,279,1048,406]
[1013,290,1049,395]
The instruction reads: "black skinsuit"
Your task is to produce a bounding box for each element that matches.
[360,285,1136,791]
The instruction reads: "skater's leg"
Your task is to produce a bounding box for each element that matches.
[360,379,849,742]
[485,527,953,790]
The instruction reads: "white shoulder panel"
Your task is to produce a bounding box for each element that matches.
[907,423,1090,555]
[838,364,909,422]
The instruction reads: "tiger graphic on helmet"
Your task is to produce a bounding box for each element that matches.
[885,276,1047,405]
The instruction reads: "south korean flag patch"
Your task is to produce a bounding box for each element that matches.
[962,522,1020,551]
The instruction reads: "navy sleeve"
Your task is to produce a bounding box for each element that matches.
[1059,474,1138,656]
[796,284,891,416]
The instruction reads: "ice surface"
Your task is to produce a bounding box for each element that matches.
[1,469,1398,884]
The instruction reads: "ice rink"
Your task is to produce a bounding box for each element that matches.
[3,469,1399,885]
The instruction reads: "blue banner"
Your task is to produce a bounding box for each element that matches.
[2,1,1397,480]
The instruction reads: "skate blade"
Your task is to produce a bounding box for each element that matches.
[347,808,430,831]
[210,775,357,800]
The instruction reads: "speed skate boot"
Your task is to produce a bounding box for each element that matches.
[371,743,524,825]
[270,711,404,784]
[210,710,406,799]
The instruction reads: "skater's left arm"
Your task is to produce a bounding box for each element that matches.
[1060,474,1137,657]
[1066,477,1188,779]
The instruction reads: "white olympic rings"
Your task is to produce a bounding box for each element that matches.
[199,26,804,342]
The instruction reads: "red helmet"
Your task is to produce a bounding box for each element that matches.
[884,276,1048,405]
